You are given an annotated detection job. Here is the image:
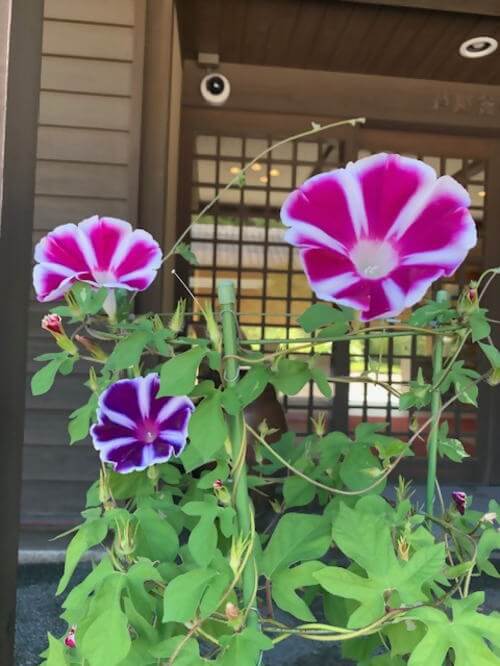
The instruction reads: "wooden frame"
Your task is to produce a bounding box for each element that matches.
[177,95,500,484]
[0,1,43,662]
[340,0,500,17]
[183,60,500,135]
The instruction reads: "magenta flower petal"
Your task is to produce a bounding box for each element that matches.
[281,153,477,321]
[91,375,194,473]
[33,215,162,302]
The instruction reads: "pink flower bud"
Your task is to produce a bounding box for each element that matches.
[225,602,240,620]
[452,491,467,515]
[213,479,223,490]
[41,313,63,335]
[64,626,76,648]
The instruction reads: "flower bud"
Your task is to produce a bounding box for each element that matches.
[311,412,327,437]
[41,313,64,335]
[481,512,497,525]
[169,298,187,334]
[213,479,231,506]
[225,602,240,621]
[114,519,137,558]
[451,490,467,516]
[41,314,78,355]
[457,282,479,314]
[64,626,77,649]
[229,536,246,576]
[75,335,107,361]
[397,536,410,561]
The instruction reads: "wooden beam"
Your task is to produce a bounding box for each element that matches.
[339,0,500,17]
[183,61,500,134]
[0,1,43,663]
[137,0,183,315]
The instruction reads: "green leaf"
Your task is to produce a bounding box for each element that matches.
[106,331,152,370]
[68,394,98,444]
[282,475,316,508]
[40,633,69,665]
[159,346,207,397]
[149,636,203,664]
[271,358,311,395]
[440,361,480,406]
[181,390,228,472]
[340,444,384,492]
[272,561,324,621]
[221,365,270,415]
[218,628,273,666]
[299,303,352,333]
[479,341,500,370]
[135,507,179,562]
[260,513,331,579]
[437,422,469,462]
[409,300,453,326]
[406,593,500,666]
[62,557,114,624]
[31,355,69,396]
[57,517,108,594]
[310,364,333,398]
[314,502,446,628]
[175,241,199,266]
[162,568,216,623]
[182,500,219,567]
[108,470,155,500]
[80,575,131,666]
[383,620,426,658]
[468,309,491,342]
[477,529,500,578]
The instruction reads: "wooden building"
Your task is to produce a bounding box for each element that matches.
[2,1,500,658]
[19,0,500,532]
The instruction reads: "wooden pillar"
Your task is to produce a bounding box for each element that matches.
[0,1,43,662]
[136,0,183,315]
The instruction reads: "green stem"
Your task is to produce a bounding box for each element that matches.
[218,280,259,635]
[426,295,446,516]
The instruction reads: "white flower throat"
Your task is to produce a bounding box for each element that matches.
[350,239,398,280]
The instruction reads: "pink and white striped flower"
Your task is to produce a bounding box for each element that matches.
[33,216,162,303]
[91,374,194,474]
[281,153,477,321]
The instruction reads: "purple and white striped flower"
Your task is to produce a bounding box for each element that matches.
[281,153,477,321]
[33,216,162,303]
[90,374,194,473]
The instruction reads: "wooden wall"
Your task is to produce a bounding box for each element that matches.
[22,0,146,530]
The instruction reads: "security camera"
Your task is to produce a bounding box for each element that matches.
[200,73,231,106]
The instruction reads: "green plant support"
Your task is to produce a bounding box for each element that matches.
[426,289,447,516]
[218,280,259,634]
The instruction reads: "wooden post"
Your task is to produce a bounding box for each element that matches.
[0,1,43,663]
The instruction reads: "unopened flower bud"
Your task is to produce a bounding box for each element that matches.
[451,490,467,516]
[458,282,479,314]
[41,313,64,335]
[64,626,77,648]
[481,512,497,525]
[42,314,78,355]
[147,465,160,483]
[169,298,187,334]
[114,520,137,558]
[311,412,327,437]
[75,335,107,361]
[397,536,410,561]
[213,479,231,506]
[225,602,240,621]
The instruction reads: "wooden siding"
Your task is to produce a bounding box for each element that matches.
[22,1,145,528]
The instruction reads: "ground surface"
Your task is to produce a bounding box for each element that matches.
[15,563,500,666]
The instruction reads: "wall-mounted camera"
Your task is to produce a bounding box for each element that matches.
[198,53,230,106]
[200,73,231,106]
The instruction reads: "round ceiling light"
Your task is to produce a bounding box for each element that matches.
[459,36,498,59]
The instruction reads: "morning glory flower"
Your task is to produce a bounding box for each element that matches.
[281,153,476,321]
[90,374,194,473]
[33,216,162,304]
